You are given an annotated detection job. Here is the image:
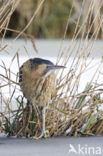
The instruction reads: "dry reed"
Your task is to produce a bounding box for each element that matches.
[0,0,103,138]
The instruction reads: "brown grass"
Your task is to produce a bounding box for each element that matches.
[0,0,103,138]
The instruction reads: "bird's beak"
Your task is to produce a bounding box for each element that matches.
[50,65,65,70]
[43,65,65,75]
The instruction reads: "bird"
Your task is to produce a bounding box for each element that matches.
[19,57,65,139]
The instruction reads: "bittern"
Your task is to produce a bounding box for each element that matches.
[19,58,65,138]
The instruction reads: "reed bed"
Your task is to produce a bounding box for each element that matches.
[0,0,103,138]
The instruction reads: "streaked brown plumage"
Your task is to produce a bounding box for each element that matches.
[19,58,65,138]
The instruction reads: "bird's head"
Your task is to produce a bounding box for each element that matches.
[24,58,65,78]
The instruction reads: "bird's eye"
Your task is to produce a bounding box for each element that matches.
[42,65,50,75]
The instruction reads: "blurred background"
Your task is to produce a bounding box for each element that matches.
[1,0,103,39]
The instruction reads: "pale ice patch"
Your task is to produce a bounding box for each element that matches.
[65,125,74,135]
[0,131,8,138]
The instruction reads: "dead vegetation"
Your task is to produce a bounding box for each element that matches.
[0,0,103,138]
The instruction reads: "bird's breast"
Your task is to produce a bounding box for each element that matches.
[20,72,55,107]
